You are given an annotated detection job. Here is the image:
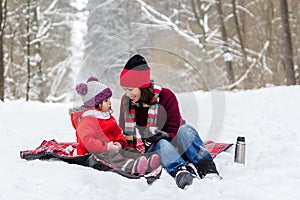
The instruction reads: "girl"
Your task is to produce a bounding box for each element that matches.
[71,76,160,176]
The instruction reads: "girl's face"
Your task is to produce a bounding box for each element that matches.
[99,98,111,112]
[123,87,141,103]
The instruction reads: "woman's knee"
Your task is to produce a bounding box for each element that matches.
[177,124,198,139]
[154,139,176,153]
[155,138,172,148]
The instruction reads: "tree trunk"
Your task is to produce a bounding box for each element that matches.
[191,0,206,46]
[216,0,235,85]
[232,0,253,88]
[33,4,45,102]
[232,0,247,65]
[238,0,245,35]
[0,0,5,101]
[280,0,296,85]
[26,0,31,101]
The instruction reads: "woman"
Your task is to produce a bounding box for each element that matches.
[119,54,219,189]
[71,76,160,176]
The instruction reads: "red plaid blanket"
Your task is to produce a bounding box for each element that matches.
[20,139,78,159]
[20,139,232,160]
[19,139,232,183]
[204,140,232,158]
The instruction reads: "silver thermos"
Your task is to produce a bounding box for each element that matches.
[234,136,246,164]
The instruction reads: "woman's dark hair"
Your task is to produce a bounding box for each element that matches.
[139,83,154,104]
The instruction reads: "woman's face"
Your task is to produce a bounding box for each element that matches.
[123,87,141,103]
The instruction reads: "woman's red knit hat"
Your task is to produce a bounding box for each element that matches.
[120,54,151,88]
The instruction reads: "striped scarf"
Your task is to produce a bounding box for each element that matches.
[124,84,162,153]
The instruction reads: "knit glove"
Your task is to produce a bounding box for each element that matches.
[145,130,169,144]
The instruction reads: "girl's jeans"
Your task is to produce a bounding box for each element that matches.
[146,124,212,177]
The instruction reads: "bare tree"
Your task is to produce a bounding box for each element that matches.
[280,0,296,85]
[3,0,76,101]
[25,0,31,101]
[0,0,7,101]
[25,0,44,101]
[0,5,3,101]
[216,0,234,84]
[232,0,247,67]
[191,0,206,46]
[1,0,299,102]
[92,0,299,90]
[31,1,45,102]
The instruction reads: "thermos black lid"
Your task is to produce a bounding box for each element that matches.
[237,136,245,142]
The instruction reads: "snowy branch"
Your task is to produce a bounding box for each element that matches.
[222,41,271,90]
[135,0,204,49]
[44,0,58,14]
[222,58,257,90]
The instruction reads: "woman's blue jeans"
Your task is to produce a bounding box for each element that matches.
[146,124,212,177]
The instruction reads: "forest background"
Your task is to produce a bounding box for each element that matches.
[0,0,299,102]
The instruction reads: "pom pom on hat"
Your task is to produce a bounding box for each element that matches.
[75,76,112,107]
[76,83,88,96]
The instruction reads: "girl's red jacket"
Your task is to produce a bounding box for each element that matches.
[71,108,127,155]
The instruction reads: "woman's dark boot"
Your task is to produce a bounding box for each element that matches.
[197,158,221,179]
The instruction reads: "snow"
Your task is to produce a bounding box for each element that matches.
[1,86,300,200]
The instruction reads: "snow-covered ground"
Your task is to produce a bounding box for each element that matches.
[1,86,300,200]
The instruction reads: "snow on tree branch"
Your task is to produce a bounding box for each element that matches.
[136,0,204,49]
[222,41,271,90]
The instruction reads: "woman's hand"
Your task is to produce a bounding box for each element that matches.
[145,130,169,144]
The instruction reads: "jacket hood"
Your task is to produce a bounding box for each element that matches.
[70,108,96,129]
[70,108,111,129]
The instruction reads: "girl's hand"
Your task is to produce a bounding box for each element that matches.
[113,142,122,149]
[107,142,121,153]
